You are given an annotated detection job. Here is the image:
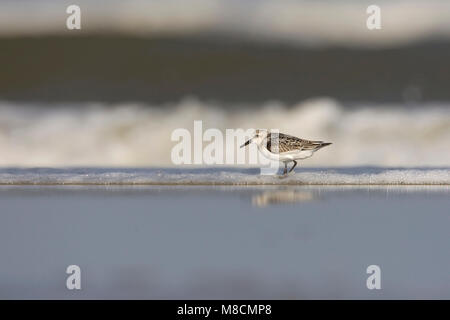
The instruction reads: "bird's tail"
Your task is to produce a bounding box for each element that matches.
[313,141,332,151]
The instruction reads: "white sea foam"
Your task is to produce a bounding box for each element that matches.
[0,98,449,167]
[0,168,448,185]
[1,0,450,47]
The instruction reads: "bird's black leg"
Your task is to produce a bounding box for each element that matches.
[289,160,297,173]
[283,162,287,175]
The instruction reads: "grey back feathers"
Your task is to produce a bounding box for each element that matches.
[266,132,332,154]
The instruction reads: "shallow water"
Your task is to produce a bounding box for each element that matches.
[0,185,448,299]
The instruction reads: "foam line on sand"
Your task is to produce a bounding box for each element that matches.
[0,167,448,185]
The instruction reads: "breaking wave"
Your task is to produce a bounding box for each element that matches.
[0,98,449,167]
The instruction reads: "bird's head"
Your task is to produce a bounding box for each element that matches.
[240,129,269,148]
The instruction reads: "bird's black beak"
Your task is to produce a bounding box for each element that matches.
[240,139,251,148]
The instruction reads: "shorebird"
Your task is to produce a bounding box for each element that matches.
[240,129,332,175]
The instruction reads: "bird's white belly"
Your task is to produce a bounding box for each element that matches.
[280,150,314,161]
[258,145,313,162]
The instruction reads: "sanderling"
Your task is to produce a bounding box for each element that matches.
[240,129,332,175]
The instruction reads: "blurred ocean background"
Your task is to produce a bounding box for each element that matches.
[0,0,449,167]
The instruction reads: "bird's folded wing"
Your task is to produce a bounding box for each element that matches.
[267,133,327,153]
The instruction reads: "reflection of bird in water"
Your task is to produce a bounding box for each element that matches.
[241,129,332,175]
[252,190,315,207]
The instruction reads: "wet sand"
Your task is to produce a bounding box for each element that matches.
[0,185,448,299]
